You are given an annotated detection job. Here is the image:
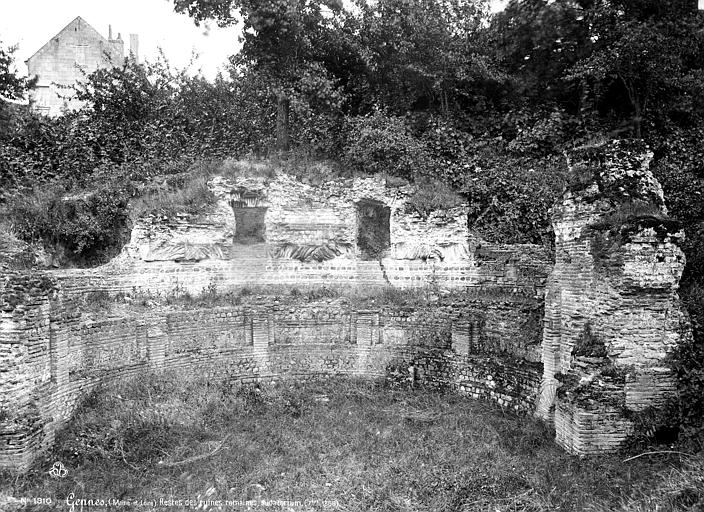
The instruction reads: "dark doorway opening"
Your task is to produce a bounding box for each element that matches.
[233,207,267,244]
[356,199,391,259]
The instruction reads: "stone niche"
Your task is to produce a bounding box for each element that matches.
[233,207,267,243]
[537,140,691,455]
[230,186,268,244]
[356,198,391,260]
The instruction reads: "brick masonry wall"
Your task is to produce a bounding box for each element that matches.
[538,140,691,455]
[0,276,543,471]
[7,143,688,467]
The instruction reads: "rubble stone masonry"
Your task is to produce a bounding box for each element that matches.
[0,145,692,469]
[0,279,543,471]
[49,174,550,297]
[538,140,690,455]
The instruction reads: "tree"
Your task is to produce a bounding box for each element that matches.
[174,0,347,151]
[0,41,35,101]
[485,0,591,110]
[565,2,702,138]
[0,41,36,139]
[350,0,496,116]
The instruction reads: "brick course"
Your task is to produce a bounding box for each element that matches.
[538,140,690,455]
[0,279,542,471]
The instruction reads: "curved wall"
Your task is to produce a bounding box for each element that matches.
[0,276,543,471]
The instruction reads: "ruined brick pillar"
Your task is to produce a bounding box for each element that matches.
[537,140,690,454]
[0,273,56,470]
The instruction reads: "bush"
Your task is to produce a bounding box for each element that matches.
[7,181,130,265]
[343,111,434,179]
[670,283,704,451]
[407,177,465,217]
[507,109,581,157]
[458,144,566,245]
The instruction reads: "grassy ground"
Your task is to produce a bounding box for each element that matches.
[1,375,701,512]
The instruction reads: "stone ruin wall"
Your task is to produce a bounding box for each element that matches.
[537,140,690,455]
[0,145,693,470]
[0,271,544,471]
[49,174,550,298]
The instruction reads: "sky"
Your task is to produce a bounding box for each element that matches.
[1,0,508,81]
[0,0,242,79]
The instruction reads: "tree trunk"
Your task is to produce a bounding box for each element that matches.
[633,100,642,139]
[276,93,290,152]
[620,76,643,139]
[578,78,594,123]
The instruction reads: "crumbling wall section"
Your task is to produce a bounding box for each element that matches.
[0,286,543,471]
[0,273,57,470]
[108,173,550,295]
[538,140,690,454]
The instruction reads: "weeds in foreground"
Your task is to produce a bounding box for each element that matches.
[1,375,699,512]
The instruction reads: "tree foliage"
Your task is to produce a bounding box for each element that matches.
[0,41,36,140]
[0,41,35,101]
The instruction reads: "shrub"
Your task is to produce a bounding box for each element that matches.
[507,109,580,157]
[343,111,434,180]
[129,173,216,220]
[670,282,704,451]
[406,177,465,217]
[6,181,130,265]
[459,147,566,245]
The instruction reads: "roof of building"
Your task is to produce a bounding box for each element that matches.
[24,16,117,64]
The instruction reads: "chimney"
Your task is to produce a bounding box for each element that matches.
[129,34,139,62]
[109,24,113,40]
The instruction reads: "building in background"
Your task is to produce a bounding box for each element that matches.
[25,16,138,116]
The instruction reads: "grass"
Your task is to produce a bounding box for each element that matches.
[87,283,540,317]
[1,374,700,512]
[0,219,36,270]
[129,172,216,221]
[127,156,345,221]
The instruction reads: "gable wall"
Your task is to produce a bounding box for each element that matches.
[27,18,123,116]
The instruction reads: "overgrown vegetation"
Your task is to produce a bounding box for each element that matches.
[1,0,703,447]
[671,283,704,452]
[1,374,699,512]
[6,182,131,265]
[129,172,216,220]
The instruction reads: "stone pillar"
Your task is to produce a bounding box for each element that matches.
[538,140,690,454]
[451,321,470,358]
[146,314,167,370]
[252,316,270,376]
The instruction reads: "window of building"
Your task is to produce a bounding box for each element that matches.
[74,45,88,67]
